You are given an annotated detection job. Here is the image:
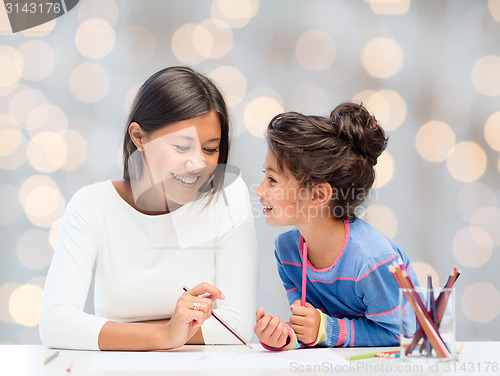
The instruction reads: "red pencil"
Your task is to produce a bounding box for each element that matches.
[182,286,252,349]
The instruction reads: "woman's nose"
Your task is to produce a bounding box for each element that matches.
[185,147,207,171]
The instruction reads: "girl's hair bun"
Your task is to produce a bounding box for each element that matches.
[329,102,388,166]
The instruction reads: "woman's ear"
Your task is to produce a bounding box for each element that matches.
[128,122,146,151]
[311,182,332,207]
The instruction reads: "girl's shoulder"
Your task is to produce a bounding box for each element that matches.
[348,218,405,259]
[274,227,301,258]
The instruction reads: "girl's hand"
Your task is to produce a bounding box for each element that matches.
[254,307,289,348]
[162,282,225,349]
[289,300,321,345]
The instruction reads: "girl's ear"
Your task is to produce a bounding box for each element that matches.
[311,182,332,207]
[129,122,146,151]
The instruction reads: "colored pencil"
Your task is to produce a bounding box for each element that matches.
[43,351,59,365]
[389,265,449,358]
[66,359,73,373]
[301,241,308,307]
[182,286,252,349]
[406,267,460,355]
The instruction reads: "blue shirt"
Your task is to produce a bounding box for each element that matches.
[275,218,419,347]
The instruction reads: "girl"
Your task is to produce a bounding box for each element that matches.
[40,67,258,350]
[254,102,418,350]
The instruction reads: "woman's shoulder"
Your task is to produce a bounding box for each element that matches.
[67,180,114,211]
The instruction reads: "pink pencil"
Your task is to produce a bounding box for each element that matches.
[301,241,308,306]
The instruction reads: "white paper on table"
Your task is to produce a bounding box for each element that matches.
[89,348,349,372]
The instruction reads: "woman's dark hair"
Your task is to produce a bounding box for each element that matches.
[265,102,388,219]
[123,66,230,198]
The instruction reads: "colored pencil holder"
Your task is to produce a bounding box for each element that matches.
[399,287,456,361]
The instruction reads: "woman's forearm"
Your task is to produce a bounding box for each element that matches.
[137,319,205,345]
[98,321,168,350]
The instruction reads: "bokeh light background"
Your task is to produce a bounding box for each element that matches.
[1,0,499,344]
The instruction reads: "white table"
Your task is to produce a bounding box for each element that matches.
[0,342,498,376]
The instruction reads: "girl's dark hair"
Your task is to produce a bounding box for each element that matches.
[123,66,230,198]
[266,102,388,219]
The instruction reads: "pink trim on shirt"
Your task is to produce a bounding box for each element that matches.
[286,287,298,293]
[356,254,396,281]
[282,261,303,267]
[309,276,356,284]
[366,305,399,317]
[335,318,347,346]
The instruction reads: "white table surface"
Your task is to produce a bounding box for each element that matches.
[0,342,498,376]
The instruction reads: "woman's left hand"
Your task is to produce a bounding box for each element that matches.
[289,300,320,345]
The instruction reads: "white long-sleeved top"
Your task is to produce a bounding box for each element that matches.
[39,175,258,350]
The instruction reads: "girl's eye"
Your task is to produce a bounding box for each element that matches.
[268,176,277,184]
[174,145,189,152]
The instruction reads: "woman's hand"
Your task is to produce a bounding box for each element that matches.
[161,282,225,349]
[289,300,320,345]
[254,307,289,348]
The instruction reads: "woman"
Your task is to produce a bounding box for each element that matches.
[39,67,258,351]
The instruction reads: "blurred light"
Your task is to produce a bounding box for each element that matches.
[20,19,56,36]
[365,90,407,131]
[65,158,107,194]
[0,0,10,34]
[488,0,500,22]
[484,111,500,151]
[9,88,49,124]
[16,229,53,270]
[461,282,500,323]
[27,132,67,173]
[192,24,213,59]
[0,184,21,225]
[361,37,404,78]
[227,101,246,137]
[244,95,284,138]
[364,204,398,238]
[116,26,156,66]
[457,183,496,223]
[209,65,247,107]
[0,283,19,324]
[199,19,233,59]
[0,46,23,88]
[0,114,22,157]
[416,121,456,162]
[0,132,27,170]
[447,141,487,182]
[49,218,62,250]
[8,284,44,327]
[18,40,55,81]
[471,206,500,247]
[373,150,394,188]
[124,83,141,114]
[78,0,118,26]
[452,226,492,268]
[76,19,116,59]
[295,30,336,71]
[471,55,500,96]
[211,0,259,28]
[60,129,87,171]
[26,104,68,137]
[69,63,110,103]
[19,175,66,228]
[366,0,410,15]
[172,24,207,65]
[287,83,330,115]
[410,262,440,287]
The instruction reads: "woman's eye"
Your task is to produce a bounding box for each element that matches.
[174,145,189,152]
[203,147,219,154]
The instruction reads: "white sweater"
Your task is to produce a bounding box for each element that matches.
[39,176,258,350]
